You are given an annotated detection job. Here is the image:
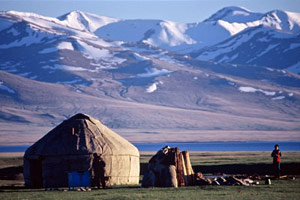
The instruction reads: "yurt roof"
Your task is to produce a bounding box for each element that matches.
[25,113,139,157]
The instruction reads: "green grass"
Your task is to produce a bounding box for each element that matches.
[2,151,300,168]
[1,179,300,200]
[140,151,300,165]
[0,157,23,169]
[189,151,300,166]
[1,152,300,200]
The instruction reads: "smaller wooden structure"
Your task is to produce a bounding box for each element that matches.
[142,146,194,187]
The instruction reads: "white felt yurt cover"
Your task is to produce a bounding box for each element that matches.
[24,113,140,187]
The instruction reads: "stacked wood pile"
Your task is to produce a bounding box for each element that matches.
[194,172,257,186]
[142,146,194,187]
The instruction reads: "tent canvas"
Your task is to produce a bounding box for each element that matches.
[24,113,140,188]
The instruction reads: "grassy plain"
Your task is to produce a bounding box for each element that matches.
[140,151,300,165]
[0,151,300,200]
[0,179,300,200]
[2,151,300,168]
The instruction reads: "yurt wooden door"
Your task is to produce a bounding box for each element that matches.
[29,158,43,187]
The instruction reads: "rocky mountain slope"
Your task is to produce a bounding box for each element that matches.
[0,7,299,144]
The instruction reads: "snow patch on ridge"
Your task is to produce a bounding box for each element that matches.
[133,53,150,61]
[238,86,276,96]
[286,61,300,74]
[272,96,285,100]
[39,47,57,54]
[146,82,158,93]
[0,81,15,94]
[77,40,111,61]
[78,41,120,61]
[0,27,54,49]
[77,40,126,68]
[137,68,171,78]
[39,41,74,54]
[146,81,163,93]
[7,28,20,36]
[57,41,74,50]
[43,64,87,71]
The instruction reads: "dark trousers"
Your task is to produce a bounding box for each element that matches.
[273,162,281,178]
[94,173,106,188]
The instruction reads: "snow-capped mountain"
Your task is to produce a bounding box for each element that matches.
[93,7,300,72]
[192,7,300,73]
[261,9,300,33]
[1,7,299,71]
[0,7,300,144]
[203,6,300,34]
[0,10,127,84]
[204,6,264,23]
[58,10,119,32]
[95,19,196,51]
[194,25,300,70]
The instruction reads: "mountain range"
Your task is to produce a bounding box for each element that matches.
[0,6,299,145]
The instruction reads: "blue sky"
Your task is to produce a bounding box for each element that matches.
[1,0,300,23]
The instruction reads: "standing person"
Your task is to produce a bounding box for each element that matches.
[92,153,106,189]
[271,144,282,178]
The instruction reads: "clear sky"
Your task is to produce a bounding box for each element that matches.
[1,0,300,23]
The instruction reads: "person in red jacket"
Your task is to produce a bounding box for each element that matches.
[271,144,282,178]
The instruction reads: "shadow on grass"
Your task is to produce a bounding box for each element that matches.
[0,185,142,193]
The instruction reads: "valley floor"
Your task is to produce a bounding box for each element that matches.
[1,123,300,145]
[1,152,300,199]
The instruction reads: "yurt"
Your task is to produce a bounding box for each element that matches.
[23,113,140,188]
